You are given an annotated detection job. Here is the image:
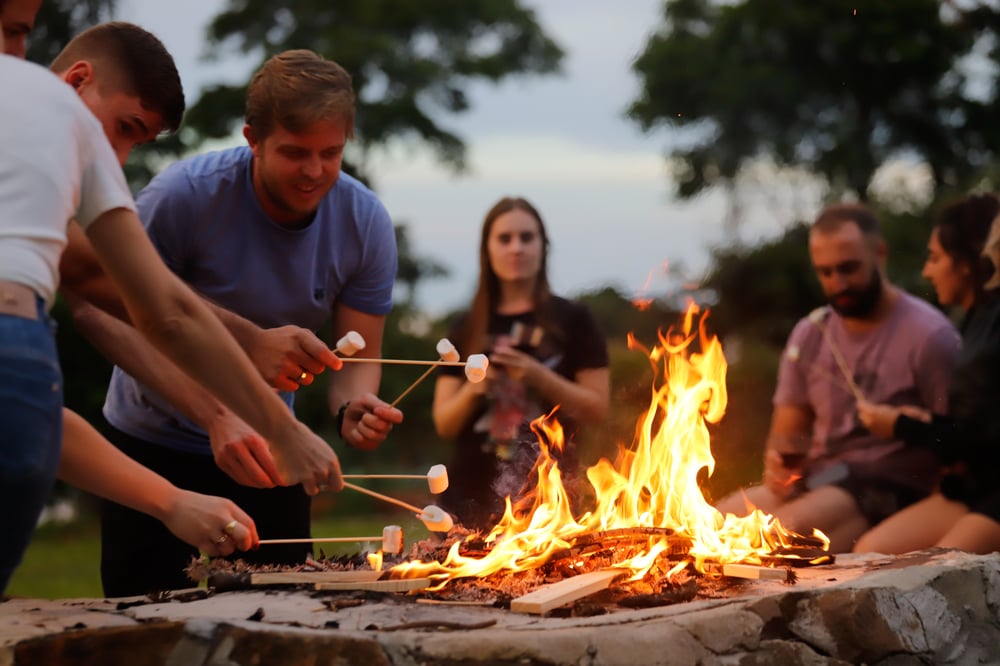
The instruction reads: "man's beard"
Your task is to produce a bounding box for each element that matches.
[828,268,883,319]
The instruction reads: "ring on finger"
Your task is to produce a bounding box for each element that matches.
[223,520,238,535]
[213,533,229,545]
[299,371,308,381]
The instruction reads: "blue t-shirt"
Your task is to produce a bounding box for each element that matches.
[103,145,397,453]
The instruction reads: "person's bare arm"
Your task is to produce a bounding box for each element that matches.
[59,221,130,321]
[59,408,258,556]
[207,305,342,391]
[432,371,489,439]
[84,207,341,495]
[66,294,283,488]
[326,303,402,450]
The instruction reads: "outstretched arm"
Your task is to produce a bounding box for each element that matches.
[84,207,341,495]
[65,294,283,488]
[60,409,258,556]
[326,303,402,451]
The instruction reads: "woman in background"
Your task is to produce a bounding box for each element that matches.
[433,197,610,529]
[855,192,1000,554]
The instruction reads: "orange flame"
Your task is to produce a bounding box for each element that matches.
[393,304,826,587]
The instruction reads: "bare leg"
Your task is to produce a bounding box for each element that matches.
[936,513,1000,553]
[715,484,788,517]
[773,485,868,553]
[853,494,968,554]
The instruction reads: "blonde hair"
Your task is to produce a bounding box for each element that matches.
[245,49,355,140]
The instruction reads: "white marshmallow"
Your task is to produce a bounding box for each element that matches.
[436,338,460,363]
[336,331,366,356]
[426,464,449,494]
[381,525,403,555]
[464,353,489,383]
[418,505,453,532]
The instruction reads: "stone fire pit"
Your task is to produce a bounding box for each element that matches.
[2,549,999,665]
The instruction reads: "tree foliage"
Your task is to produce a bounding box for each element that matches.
[629,0,1000,201]
[25,0,116,65]
[174,0,563,183]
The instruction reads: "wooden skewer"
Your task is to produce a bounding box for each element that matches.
[390,364,438,407]
[258,535,384,545]
[343,473,428,480]
[809,309,865,402]
[339,358,467,367]
[342,481,423,514]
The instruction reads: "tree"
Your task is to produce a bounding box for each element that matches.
[394,224,449,308]
[174,0,563,184]
[628,0,1000,202]
[25,0,116,65]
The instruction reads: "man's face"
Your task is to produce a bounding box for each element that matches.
[809,222,884,319]
[1,0,41,58]
[69,63,165,165]
[244,118,347,225]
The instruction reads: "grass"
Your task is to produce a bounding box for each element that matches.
[6,502,431,600]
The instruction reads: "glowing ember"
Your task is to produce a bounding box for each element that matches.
[393,304,828,588]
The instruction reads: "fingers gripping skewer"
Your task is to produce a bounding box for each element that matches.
[341,482,454,532]
[390,339,460,408]
[807,307,865,402]
[343,464,449,494]
[258,525,403,555]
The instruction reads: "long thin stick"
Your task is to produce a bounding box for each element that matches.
[340,358,465,367]
[258,536,382,545]
[342,481,422,514]
[342,473,427,480]
[390,364,438,407]
[810,310,865,402]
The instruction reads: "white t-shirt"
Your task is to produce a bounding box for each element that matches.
[0,55,135,307]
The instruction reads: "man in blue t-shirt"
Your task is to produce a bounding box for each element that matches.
[98,50,403,596]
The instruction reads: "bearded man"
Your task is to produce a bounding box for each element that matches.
[715,203,960,552]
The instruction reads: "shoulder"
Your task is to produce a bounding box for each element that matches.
[895,292,957,334]
[547,295,593,321]
[158,145,251,185]
[328,172,391,223]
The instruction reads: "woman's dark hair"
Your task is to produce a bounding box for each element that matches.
[934,193,1000,296]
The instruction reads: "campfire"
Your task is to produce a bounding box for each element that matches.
[201,305,831,613]
[384,305,828,605]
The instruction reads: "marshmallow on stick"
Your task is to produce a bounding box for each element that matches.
[258,525,403,555]
[341,481,454,533]
[343,464,449,494]
[335,331,366,356]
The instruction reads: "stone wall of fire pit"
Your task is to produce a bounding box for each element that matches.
[3,550,1000,665]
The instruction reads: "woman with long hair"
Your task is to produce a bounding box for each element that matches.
[855,192,1000,553]
[433,197,610,529]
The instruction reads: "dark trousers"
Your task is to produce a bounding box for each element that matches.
[99,420,311,597]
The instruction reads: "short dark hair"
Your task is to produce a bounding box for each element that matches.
[812,202,881,238]
[50,22,184,133]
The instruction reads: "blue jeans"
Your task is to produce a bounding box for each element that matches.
[0,299,62,594]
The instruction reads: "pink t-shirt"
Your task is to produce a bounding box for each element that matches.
[774,292,959,474]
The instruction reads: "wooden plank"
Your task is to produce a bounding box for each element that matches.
[250,570,382,586]
[510,569,624,615]
[315,577,432,592]
[705,563,788,581]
